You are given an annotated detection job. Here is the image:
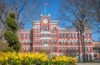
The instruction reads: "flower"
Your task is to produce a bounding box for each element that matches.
[0,52,77,65]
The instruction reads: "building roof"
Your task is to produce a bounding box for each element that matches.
[33,20,58,23]
[93,41,100,47]
[19,29,31,32]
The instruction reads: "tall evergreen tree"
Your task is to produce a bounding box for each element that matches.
[4,12,20,51]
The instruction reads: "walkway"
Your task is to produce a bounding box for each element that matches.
[77,63,100,65]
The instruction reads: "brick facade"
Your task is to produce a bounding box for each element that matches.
[93,41,100,61]
[19,15,94,61]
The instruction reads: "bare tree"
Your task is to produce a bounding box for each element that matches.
[90,0,100,32]
[0,0,41,51]
[0,0,40,33]
[91,0,100,22]
[0,0,41,29]
[60,0,93,62]
[7,0,41,29]
[0,0,7,27]
[0,0,8,42]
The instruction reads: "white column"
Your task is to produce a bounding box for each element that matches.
[88,54,90,61]
[91,52,94,61]
[80,54,83,62]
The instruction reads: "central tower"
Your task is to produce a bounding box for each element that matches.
[32,14,59,54]
[40,14,51,32]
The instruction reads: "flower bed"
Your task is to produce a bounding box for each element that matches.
[0,52,77,65]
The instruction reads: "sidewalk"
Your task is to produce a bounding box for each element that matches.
[77,63,100,65]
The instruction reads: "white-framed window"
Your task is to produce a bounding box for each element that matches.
[24,33,25,39]
[73,33,74,38]
[76,33,78,38]
[88,33,90,38]
[70,40,73,45]
[70,33,72,38]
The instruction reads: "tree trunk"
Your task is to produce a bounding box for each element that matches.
[80,25,86,62]
[78,30,81,62]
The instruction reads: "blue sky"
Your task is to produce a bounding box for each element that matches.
[24,0,71,28]
[24,0,100,41]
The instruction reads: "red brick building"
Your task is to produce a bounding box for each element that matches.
[19,15,94,61]
[93,41,100,61]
